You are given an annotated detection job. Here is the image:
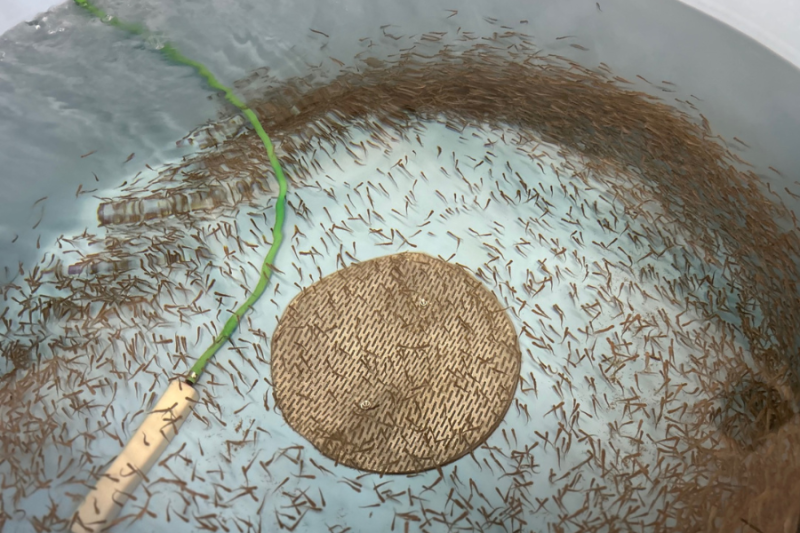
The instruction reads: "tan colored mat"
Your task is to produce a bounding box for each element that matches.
[271,252,521,473]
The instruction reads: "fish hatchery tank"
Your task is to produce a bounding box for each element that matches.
[2,0,800,532]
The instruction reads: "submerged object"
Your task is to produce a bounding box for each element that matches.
[71,381,199,533]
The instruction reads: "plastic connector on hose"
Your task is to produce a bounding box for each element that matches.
[70,380,200,533]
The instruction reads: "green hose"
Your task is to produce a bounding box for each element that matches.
[74,0,289,385]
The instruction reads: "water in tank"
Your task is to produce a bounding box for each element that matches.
[1,0,800,532]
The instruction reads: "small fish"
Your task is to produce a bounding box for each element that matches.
[363,57,384,69]
[733,136,750,148]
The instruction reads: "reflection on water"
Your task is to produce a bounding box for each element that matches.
[2,2,800,533]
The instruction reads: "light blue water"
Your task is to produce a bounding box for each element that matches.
[2,1,800,533]
[0,107,749,532]
[3,0,800,284]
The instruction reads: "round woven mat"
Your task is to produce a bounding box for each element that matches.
[270,252,521,474]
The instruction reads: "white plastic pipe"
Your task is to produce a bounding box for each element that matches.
[70,380,200,533]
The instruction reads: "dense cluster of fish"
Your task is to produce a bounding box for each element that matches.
[2,17,800,533]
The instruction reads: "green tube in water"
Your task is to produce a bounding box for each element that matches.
[74,0,289,385]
